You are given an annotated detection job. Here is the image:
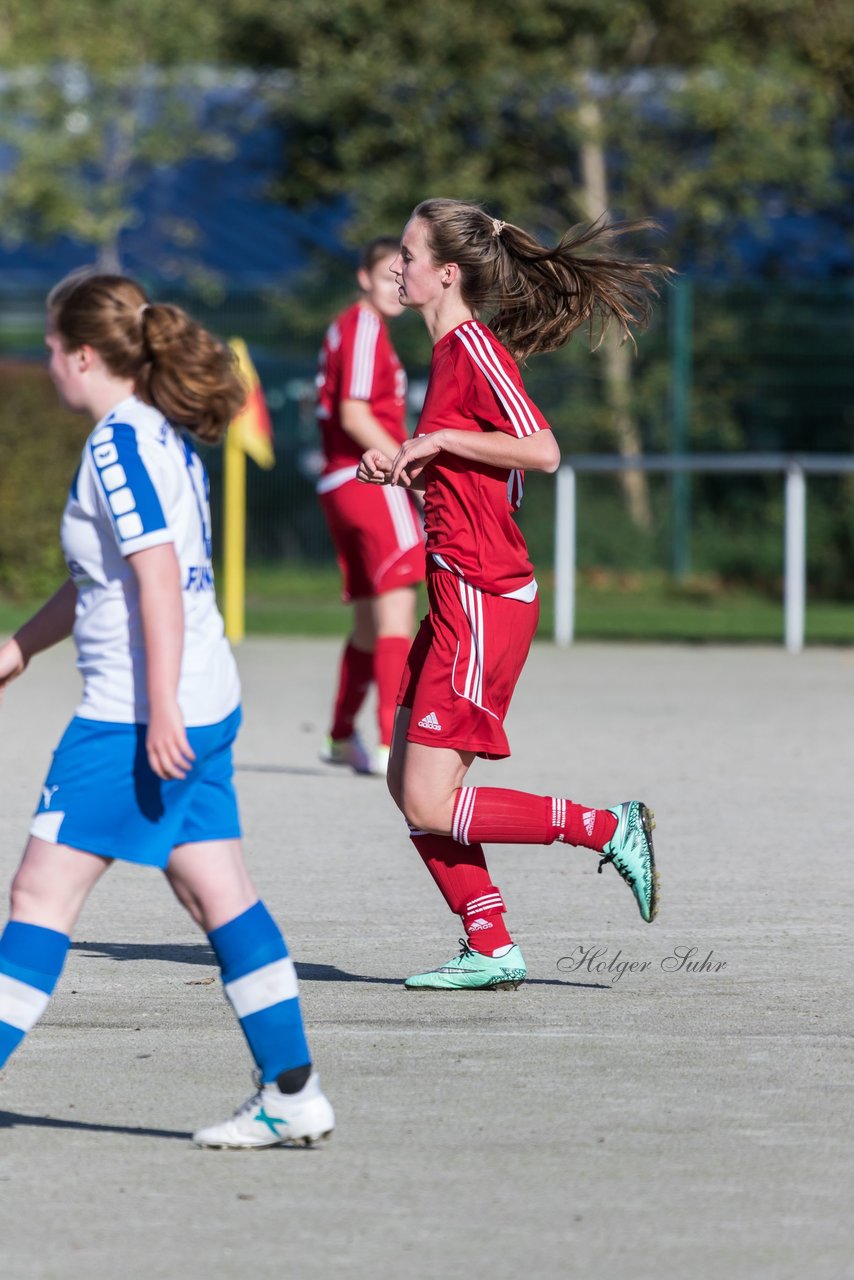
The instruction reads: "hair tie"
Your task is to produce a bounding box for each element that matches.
[136,303,150,324]
[491,218,506,239]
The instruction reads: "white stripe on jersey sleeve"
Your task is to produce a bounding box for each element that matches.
[349,308,381,400]
[455,322,540,438]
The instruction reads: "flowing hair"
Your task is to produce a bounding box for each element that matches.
[412,199,672,362]
[46,271,246,443]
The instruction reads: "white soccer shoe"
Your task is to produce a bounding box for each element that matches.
[192,1072,335,1150]
[320,732,373,775]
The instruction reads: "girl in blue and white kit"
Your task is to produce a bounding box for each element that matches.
[0,271,334,1149]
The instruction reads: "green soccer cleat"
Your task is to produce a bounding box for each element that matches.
[405,941,527,991]
[598,801,659,922]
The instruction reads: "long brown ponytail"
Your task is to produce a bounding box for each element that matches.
[47,271,246,443]
[412,199,672,362]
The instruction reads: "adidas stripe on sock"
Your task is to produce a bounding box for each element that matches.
[407,826,513,953]
[452,786,616,851]
[462,887,512,955]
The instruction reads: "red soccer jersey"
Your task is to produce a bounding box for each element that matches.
[316,301,408,473]
[416,319,551,596]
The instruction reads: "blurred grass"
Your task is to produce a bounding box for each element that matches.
[237,563,854,644]
[3,563,853,644]
[244,564,362,635]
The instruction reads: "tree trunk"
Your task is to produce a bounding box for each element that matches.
[96,240,122,273]
[577,96,652,531]
[95,106,135,276]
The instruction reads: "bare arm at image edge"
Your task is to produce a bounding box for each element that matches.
[0,578,79,697]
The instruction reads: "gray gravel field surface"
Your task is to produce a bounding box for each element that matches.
[0,637,851,1280]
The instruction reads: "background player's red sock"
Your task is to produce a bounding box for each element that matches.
[452,786,617,852]
[374,635,410,747]
[408,831,512,954]
[329,641,374,741]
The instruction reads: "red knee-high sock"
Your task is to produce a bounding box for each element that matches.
[374,636,411,747]
[329,641,374,741]
[452,787,617,852]
[408,830,513,955]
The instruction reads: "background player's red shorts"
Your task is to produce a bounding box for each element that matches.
[399,569,539,759]
[319,475,425,601]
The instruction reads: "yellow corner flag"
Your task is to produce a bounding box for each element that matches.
[228,337,276,470]
[223,338,276,643]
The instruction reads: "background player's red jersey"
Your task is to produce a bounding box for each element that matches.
[416,320,550,597]
[316,301,408,474]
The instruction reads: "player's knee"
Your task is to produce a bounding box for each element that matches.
[10,869,52,920]
[401,797,425,830]
[400,790,448,836]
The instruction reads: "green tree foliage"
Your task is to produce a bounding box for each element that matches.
[218,0,854,534]
[222,0,851,264]
[0,360,89,599]
[0,1,234,273]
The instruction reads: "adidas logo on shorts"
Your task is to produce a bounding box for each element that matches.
[417,711,442,732]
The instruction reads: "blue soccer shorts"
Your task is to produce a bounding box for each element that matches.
[29,707,243,868]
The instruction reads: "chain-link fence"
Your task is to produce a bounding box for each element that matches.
[2,278,853,597]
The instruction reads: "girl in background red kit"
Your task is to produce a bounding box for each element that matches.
[358,200,669,988]
[316,238,425,776]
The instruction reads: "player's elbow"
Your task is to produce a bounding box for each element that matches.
[535,432,561,474]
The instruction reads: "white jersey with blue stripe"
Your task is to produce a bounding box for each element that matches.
[61,395,240,726]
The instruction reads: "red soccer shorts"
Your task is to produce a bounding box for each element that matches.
[319,473,425,601]
[399,570,539,759]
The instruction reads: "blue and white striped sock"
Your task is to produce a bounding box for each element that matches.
[0,921,70,1067]
[208,901,310,1085]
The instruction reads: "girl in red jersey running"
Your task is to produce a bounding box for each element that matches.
[316,237,425,776]
[358,199,669,989]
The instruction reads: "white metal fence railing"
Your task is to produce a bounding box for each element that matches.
[553,455,854,654]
